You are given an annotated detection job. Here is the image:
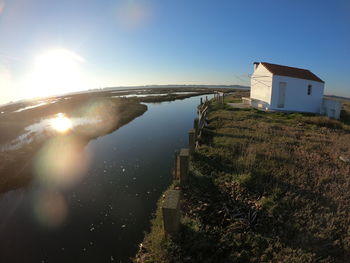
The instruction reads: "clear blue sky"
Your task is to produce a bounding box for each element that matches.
[0,0,349,104]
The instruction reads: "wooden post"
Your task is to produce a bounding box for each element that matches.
[162,190,181,237]
[179,148,189,183]
[189,129,195,154]
[198,113,203,131]
[174,150,179,179]
[194,118,199,137]
[202,109,207,127]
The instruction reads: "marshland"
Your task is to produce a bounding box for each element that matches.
[0,87,233,262]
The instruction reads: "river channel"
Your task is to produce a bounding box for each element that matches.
[0,94,213,263]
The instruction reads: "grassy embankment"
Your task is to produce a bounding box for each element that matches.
[136,93,350,263]
[0,96,147,194]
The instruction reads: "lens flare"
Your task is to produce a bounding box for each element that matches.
[34,135,91,189]
[32,190,67,228]
[75,98,120,137]
[0,1,5,15]
[116,0,152,30]
[50,113,72,133]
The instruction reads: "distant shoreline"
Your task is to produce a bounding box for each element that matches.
[0,85,250,107]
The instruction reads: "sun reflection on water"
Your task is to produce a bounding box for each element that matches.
[50,113,72,133]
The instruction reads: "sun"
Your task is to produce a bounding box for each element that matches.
[23,48,87,99]
[35,49,84,73]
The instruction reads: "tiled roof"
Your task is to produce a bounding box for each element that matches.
[260,62,325,83]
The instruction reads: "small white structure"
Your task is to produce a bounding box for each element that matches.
[249,62,341,119]
[321,98,342,119]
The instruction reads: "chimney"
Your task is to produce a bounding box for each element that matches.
[253,62,259,71]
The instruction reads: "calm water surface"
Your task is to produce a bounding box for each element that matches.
[0,95,212,263]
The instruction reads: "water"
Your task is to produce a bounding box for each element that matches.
[113,93,168,98]
[13,99,60,113]
[0,94,212,263]
[113,91,197,98]
[0,114,101,151]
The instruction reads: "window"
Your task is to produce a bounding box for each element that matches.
[307,85,312,95]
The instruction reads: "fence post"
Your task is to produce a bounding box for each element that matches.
[189,129,195,154]
[194,118,199,137]
[162,189,181,237]
[179,148,189,183]
[173,150,179,179]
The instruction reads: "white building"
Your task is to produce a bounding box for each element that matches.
[321,98,342,119]
[248,62,341,119]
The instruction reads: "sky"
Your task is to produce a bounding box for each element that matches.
[0,0,349,104]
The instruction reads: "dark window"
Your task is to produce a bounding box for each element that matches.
[307,85,312,95]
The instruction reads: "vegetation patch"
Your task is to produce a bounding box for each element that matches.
[0,97,147,193]
[136,94,350,262]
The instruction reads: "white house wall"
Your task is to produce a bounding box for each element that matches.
[270,75,324,113]
[250,64,273,106]
[321,98,342,119]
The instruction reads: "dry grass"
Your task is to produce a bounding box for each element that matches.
[138,94,350,262]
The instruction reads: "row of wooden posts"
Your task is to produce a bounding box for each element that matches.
[161,97,214,237]
[214,92,225,104]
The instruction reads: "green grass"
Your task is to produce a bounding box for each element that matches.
[137,93,350,262]
[224,97,242,103]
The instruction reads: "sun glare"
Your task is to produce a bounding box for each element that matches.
[50,113,72,133]
[22,48,87,99]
